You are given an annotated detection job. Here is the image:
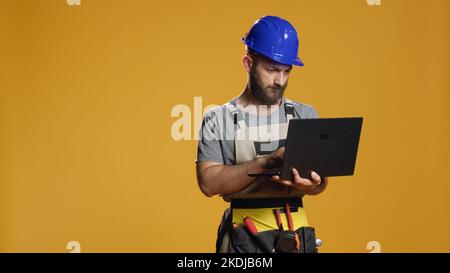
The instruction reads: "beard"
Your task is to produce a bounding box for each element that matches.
[249,68,288,105]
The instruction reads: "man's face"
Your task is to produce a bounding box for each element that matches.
[249,54,292,105]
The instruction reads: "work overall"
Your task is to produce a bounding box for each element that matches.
[216,98,318,253]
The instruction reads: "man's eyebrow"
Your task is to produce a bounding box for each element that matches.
[267,65,292,72]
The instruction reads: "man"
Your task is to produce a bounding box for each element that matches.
[196,15,328,253]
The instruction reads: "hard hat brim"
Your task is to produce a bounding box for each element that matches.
[293,57,304,67]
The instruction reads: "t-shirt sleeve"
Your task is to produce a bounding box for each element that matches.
[303,105,319,119]
[196,109,224,164]
[295,103,319,119]
[311,107,319,118]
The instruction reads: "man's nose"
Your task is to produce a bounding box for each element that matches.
[274,72,285,86]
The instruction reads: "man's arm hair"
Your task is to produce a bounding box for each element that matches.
[196,157,269,197]
[196,144,329,197]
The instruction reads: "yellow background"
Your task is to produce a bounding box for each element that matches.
[0,0,449,252]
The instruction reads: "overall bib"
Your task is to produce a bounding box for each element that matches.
[216,98,318,253]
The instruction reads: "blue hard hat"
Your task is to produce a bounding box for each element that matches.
[242,15,304,66]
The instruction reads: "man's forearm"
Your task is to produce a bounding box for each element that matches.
[197,156,269,197]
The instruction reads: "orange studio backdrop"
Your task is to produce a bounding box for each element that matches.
[0,0,449,252]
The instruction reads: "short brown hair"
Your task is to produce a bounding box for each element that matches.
[246,48,261,66]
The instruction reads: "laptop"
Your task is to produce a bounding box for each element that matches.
[248,117,363,180]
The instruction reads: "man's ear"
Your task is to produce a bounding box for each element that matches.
[242,54,253,73]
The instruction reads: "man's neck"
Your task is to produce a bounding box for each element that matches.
[235,87,282,115]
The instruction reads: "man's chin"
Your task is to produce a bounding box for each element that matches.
[261,99,280,106]
[264,93,283,105]
[251,88,284,105]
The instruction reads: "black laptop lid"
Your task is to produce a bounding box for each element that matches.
[281,117,363,181]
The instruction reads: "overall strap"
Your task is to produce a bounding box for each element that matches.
[283,98,295,122]
[224,101,245,131]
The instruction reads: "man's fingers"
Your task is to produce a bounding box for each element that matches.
[272,176,294,186]
[273,169,321,191]
[292,168,314,187]
[273,147,285,160]
[310,171,321,185]
[278,180,294,187]
[272,175,298,186]
[292,168,303,181]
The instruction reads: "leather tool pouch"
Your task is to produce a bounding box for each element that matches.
[228,224,318,253]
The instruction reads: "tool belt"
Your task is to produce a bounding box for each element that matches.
[216,197,319,253]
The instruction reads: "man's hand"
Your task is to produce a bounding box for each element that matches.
[197,146,327,197]
[265,147,328,195]
[264,146,286,169]
[271,168,327,195]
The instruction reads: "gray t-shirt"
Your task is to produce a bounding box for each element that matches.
[196,96,319,165]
